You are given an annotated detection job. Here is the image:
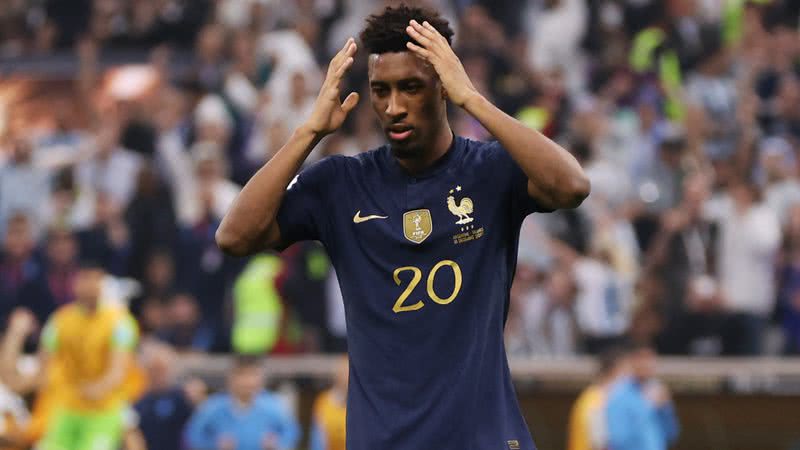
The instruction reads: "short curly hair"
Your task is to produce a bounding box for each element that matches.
[359,3,454,54]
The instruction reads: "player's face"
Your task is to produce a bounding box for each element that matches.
[74,268,104,307]
[631,348,657,380]
[229,366,264,401]
[368,51,446,160]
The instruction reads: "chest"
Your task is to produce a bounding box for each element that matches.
[58,312,114,361]
[331,168,507,258]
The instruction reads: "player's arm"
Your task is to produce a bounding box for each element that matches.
[216,38,360,256]
[0,309,47,394]
[81,315,137,401]
[406,20,590,210]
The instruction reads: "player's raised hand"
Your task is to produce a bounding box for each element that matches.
[304,37,360,137]
[405,20,479,108]
[7,308,37,338]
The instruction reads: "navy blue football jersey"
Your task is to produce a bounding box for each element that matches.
[276,136,544,450]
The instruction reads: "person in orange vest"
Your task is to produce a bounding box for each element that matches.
[310,356,348,450]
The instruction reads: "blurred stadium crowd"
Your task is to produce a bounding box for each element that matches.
[3,0,800,359]
[0,0,799,448]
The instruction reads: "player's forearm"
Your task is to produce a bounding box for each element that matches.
[463,94,590,209]
[87,352,129,397]
[217,125,323,255]
[0,333,39,394]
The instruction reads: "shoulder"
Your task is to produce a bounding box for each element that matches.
[293,154,348,184]
[607,378,635,401]
[199,393,230,411]
[456,137,511,168]
[51,305,76,323]
[336,145,388,172]
[295,146,388,182]
[255,391,288,411]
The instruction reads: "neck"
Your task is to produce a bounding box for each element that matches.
[233,394,254,408]
[395,122,453,174]
[78,300,99,313]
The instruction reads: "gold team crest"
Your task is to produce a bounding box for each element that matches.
[403,209,432,244]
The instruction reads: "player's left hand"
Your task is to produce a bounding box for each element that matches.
[405,20,480,108]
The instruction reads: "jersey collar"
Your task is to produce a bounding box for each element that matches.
[383,133,462,181]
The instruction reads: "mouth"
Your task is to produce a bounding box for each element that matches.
[387,124,414,142]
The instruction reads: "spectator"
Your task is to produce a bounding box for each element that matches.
[20,227,81,323]
[133,341,200,450]
[185,355,300,450]
[759,136,800,225]
[0,137,51,238]
[647,173,720,355]
[606,343,679,450]
[567,347,628,450]
[74,123,143,212]
[779,204,800,354]
[76,191,131,277]
[573,248,633,354]
[310,355,348,450]
[507,265,579,356]
[232,254,284,355]
[124,164,178,281]
[136,249,177,305]
[713,178,782,354]
[0,214,40,325]
[156,293,218,353]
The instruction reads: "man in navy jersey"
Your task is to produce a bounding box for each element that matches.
[217,4,590,450]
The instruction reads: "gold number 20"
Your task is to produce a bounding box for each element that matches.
[392,260,462,313]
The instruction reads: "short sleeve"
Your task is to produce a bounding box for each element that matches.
[275,156,340,248]
[485,140,551,218]
[112,315,138,351]
[40,318,58,352]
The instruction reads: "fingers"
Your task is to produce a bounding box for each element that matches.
[406,41,430,60]
[407,20,446,47]
[328,37,357,77]
[341,92,360,113]
[406,21,434,48]
[335,55,355,78]
[323,38,357,93]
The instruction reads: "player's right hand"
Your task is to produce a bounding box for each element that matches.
[8,308,36,338]
[304,37,360,137]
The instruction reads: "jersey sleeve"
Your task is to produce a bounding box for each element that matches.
[275,156,340,249]
[111,315,138,351]
[40,318,58,352]
[485,141,552,219]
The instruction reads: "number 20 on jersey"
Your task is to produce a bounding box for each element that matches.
[392,260,462,313]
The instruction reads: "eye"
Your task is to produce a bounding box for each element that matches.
[371,86,389,97]
[404,84,421,94]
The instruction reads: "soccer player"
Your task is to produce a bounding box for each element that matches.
[0,261,141,450]
[216,4,590,450]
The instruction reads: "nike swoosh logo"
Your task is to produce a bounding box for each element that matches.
[353,210,388,223]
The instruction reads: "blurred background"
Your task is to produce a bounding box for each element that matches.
[0,0,799,449]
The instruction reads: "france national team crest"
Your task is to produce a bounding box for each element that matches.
[403,209,432,244]
[448,185,485,245]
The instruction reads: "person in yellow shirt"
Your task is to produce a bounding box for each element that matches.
[310,356,348,450]
[0,260,140,450]
[567,347,629,450]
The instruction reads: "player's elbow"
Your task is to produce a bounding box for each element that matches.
[566,173,591,208]
[215,224,252,257]
[554,174,591,209]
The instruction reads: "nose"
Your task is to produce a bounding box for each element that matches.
[385,91,407,118]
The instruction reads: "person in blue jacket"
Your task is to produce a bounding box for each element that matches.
[185,355,300,450]
[606,343,679,450]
